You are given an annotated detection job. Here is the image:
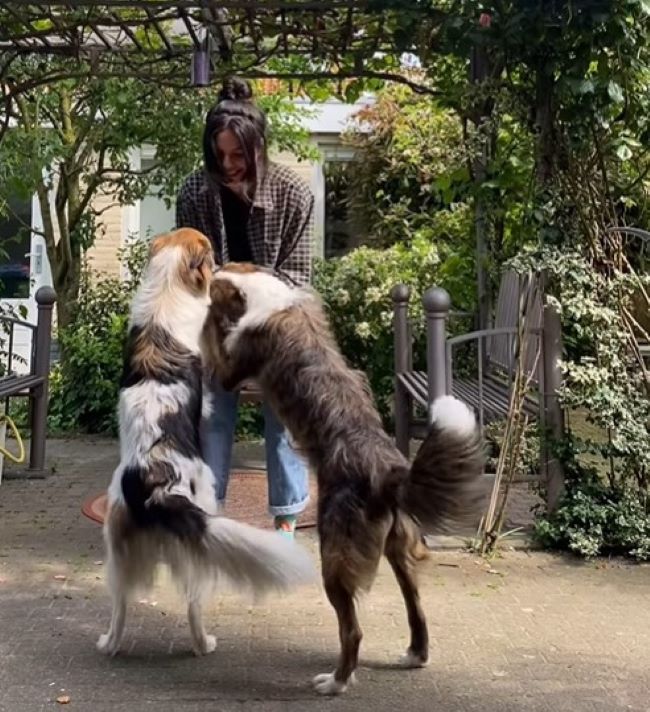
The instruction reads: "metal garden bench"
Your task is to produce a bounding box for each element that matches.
[0,286,56,476]
[391,271,544,457]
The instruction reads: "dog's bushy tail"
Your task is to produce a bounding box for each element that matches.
[120,465,315,593]
[403,395,485,532]
[198,515,316,593]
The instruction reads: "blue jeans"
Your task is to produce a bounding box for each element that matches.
[201,380,309,517]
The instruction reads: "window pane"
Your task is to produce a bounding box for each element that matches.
[324,161,356,259]
[139,156,175,240]
[0,196,32,299]
[140,192,175,239]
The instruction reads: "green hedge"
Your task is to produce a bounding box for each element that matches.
[313,234,473,421]
[48,249,143,435]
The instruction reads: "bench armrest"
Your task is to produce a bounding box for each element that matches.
[447,325,541,349]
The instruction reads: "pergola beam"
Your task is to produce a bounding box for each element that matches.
[0,2,447,60]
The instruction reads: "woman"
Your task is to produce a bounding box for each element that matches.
[176,78,313,537]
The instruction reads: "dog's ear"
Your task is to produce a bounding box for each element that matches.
[182,241,215,295]
[201,278,247,376]
[209,278,247,327]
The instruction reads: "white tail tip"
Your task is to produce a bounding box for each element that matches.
[429,396,476,437]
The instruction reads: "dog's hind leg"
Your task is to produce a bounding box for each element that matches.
[313,576,362,696]
[97,551,127,656]
[384,513,429,668]
[188,599,216,656]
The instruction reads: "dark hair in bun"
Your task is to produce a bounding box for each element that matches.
[203,77,268,186]
[217,77,254,103]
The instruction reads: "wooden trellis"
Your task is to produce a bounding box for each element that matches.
[1,1,452,93]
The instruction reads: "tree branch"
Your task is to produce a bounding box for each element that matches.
[5,63,439,100]
[69,144,107,231]
[14,94,62,280]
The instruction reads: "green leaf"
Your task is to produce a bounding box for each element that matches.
[607,81,624,103]
[32,19,54,31]
[566,78,595,95]
[615,144,632,161]
[344,81,362,103]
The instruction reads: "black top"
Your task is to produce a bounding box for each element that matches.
[177,165,314,285]
[220,185,253,263]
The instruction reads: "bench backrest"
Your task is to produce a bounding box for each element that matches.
[489,270,543,380]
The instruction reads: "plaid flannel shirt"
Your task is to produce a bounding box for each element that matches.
[175,163,314,286]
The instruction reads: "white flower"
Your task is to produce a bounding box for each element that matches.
[366,287,384,303]
[336,289,350,306]
[355,321,372,339]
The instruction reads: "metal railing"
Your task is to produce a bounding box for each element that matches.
[0,286,56,475]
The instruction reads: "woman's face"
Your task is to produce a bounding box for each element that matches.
[214,129,247,185]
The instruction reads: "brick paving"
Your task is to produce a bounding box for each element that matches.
[1,437,649,712]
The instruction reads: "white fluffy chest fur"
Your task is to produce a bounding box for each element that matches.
[109,378,217,516]
[118,381,190,462]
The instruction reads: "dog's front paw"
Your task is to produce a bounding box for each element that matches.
[398,649,429,668]
[96,633,120,656]
[192,634,216,656]
[312,671,354,696]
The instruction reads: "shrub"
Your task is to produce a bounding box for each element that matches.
[314,232,474,421]
[235,404,264,442]
[48,241,147,434]
[509,247,650,560]
[343,84,470,248]
[50,232,475,437]
[534,465,650,561]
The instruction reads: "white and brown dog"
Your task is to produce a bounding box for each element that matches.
[203,263,485,695]
[98,230,314,658]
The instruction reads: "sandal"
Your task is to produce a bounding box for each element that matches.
[274,515,297,538]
